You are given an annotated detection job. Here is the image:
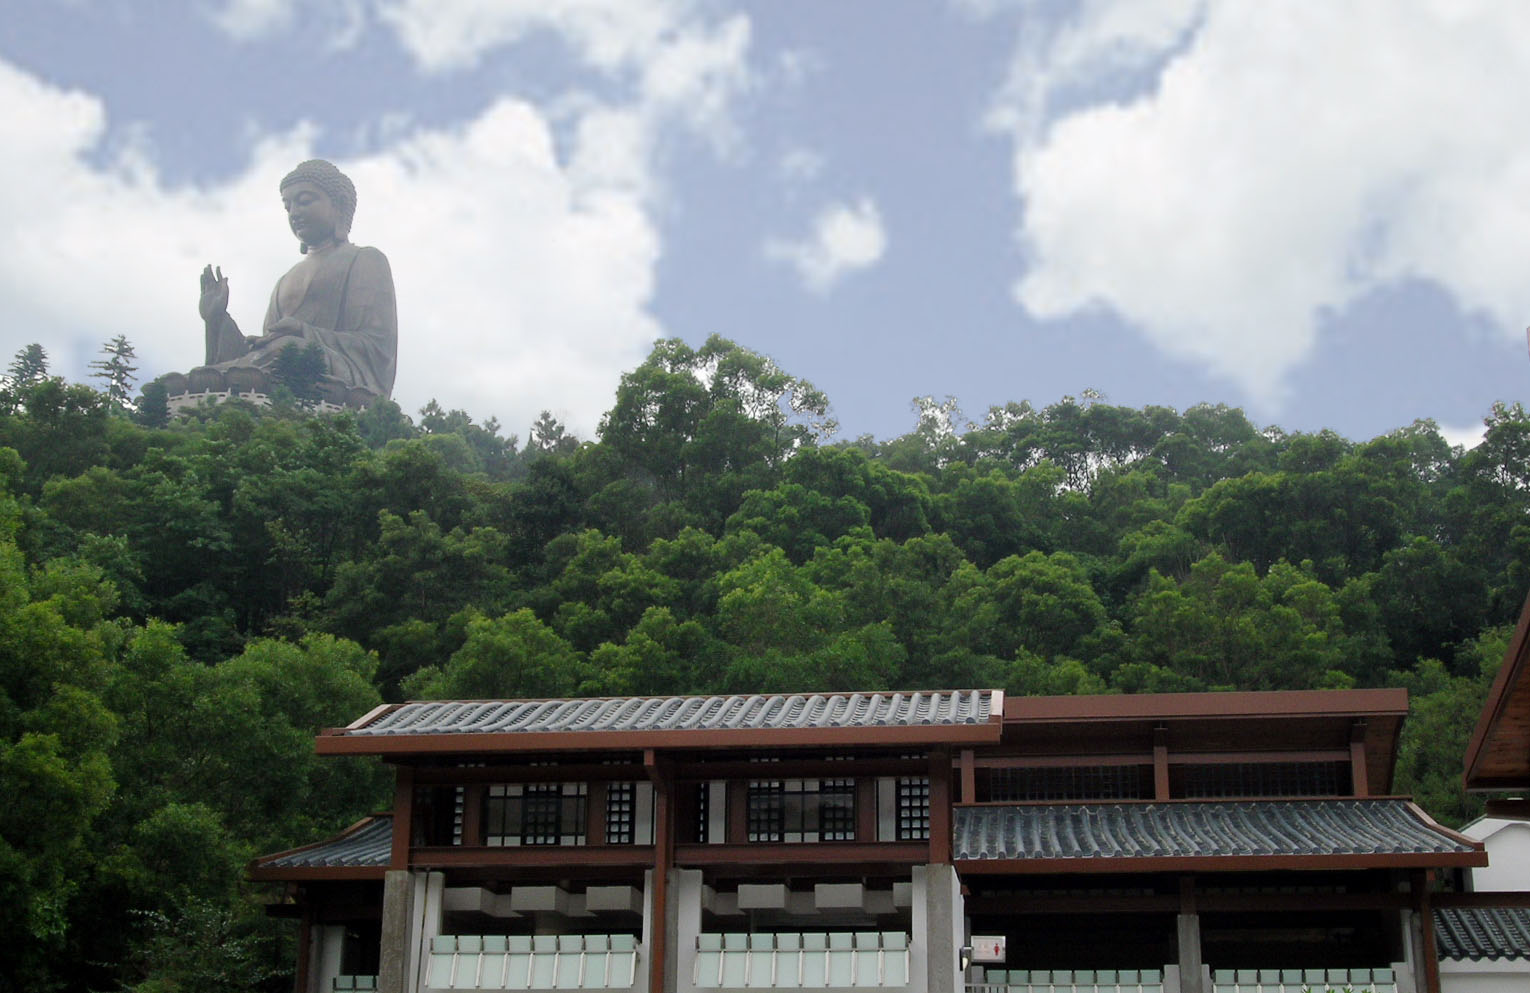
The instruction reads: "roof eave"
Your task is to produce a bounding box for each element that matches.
[955,851,1489,874]
[315,720,1003,757]
[1464,585,1530,790]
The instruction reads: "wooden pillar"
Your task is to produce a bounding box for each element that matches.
[1414,870,1441,993]
[959,749,976,804]
[856,778,877,841]
[1350,721,1370,796]
[390,766,413,870]
[293,901,313,993]
[586,780,607,847]
[1154,726,1171,801]
[646,750,674,993]
[929,747,952,864]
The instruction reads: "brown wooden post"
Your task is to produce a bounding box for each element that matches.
[586,780,607,847]
[646,750,674,993]
[1350,720,1370,796]
[959,749,976,803]
[293,901,313,993]
[391,766,413,869]
[929,747,952,864]
[1153,726,1171,800]
[856,778,877,841]
[1415,870,1441,993]
[727,778,748,844]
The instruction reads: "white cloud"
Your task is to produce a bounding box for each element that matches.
[0,58,662,439]
[778,146,824,185]
[376,0,753,153]
[1438,421,1487,452]
[765,197,887,293]
[983,1,1530,411]
[206,0,366,49]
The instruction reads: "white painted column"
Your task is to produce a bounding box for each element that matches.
[669,869,705,993]
[313,924,345,993]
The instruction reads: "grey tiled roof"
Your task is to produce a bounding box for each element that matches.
[260,816,392,869]
[953,799,1478,862]
[345,690,993,737]
[1435,907,1530,961]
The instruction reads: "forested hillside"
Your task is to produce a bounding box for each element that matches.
[1,334,1524,991]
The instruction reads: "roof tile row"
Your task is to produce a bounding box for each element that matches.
[347,690,993,737]
[953,799,1477,861]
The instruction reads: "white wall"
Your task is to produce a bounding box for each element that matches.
[1458,818,1530,892]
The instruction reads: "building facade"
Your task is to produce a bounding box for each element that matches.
[253,689,1485,993]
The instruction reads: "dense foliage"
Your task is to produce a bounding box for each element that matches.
[0,333,1523,990]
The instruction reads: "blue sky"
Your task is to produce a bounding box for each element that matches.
[3,1,1528,447]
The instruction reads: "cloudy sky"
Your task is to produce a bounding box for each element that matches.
[3,1,1528,447]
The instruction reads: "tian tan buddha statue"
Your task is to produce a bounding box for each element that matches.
[160,159,397,407]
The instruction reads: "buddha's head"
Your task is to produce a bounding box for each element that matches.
[280,159,357,253]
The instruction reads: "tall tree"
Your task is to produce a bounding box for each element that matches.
[89,335,139,411]
[6,343,49,388]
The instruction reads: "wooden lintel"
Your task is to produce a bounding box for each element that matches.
[1434,890,1530,908]
[409,845,657,870]
[673,757,930,781]
[963,891,1416,915]
[391,767,414,870]
[411,763,648,785]
[676,841,927,869]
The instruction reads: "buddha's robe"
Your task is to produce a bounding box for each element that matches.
[207,242,397,398]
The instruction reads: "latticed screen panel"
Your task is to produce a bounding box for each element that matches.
[748,779,858,842]
[485,783,588,846]
[897,777,929,841]
[605,781,635,845]
[987,765,1151,802]
[1179,761,1351,798]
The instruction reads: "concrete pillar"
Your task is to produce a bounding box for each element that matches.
[669,869,705,993]
[378,870,442,993]
[315,925,345,993]
[913,864,964,993]
[1176,914,1204,993]
[379,870,417,993]
[638,869,655,993]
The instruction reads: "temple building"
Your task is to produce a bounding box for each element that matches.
[1434,588,1530,990]
[252,687,1502,993]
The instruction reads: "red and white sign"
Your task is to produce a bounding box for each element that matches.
[970,936,1006,964]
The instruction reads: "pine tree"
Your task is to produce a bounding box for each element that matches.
[134,380,171,428]
[2,343,50,413]
[529,410,577,454]
[90,335,139,410]
[6,343,49,387]
[270,341,326,407]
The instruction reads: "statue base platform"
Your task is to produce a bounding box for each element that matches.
[164,390,354,416]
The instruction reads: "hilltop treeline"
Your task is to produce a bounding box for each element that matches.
[0,335,1522,990]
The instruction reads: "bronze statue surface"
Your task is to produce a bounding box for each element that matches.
[179,159,397,405]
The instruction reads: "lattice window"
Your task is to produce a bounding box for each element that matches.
[484,782,587,846]
[988,765,1150,801]
[605,782,635,845]
[896,777,929,841]
[748,779,857,843]
[1179,761,1350,798]
[748,781,785,842]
